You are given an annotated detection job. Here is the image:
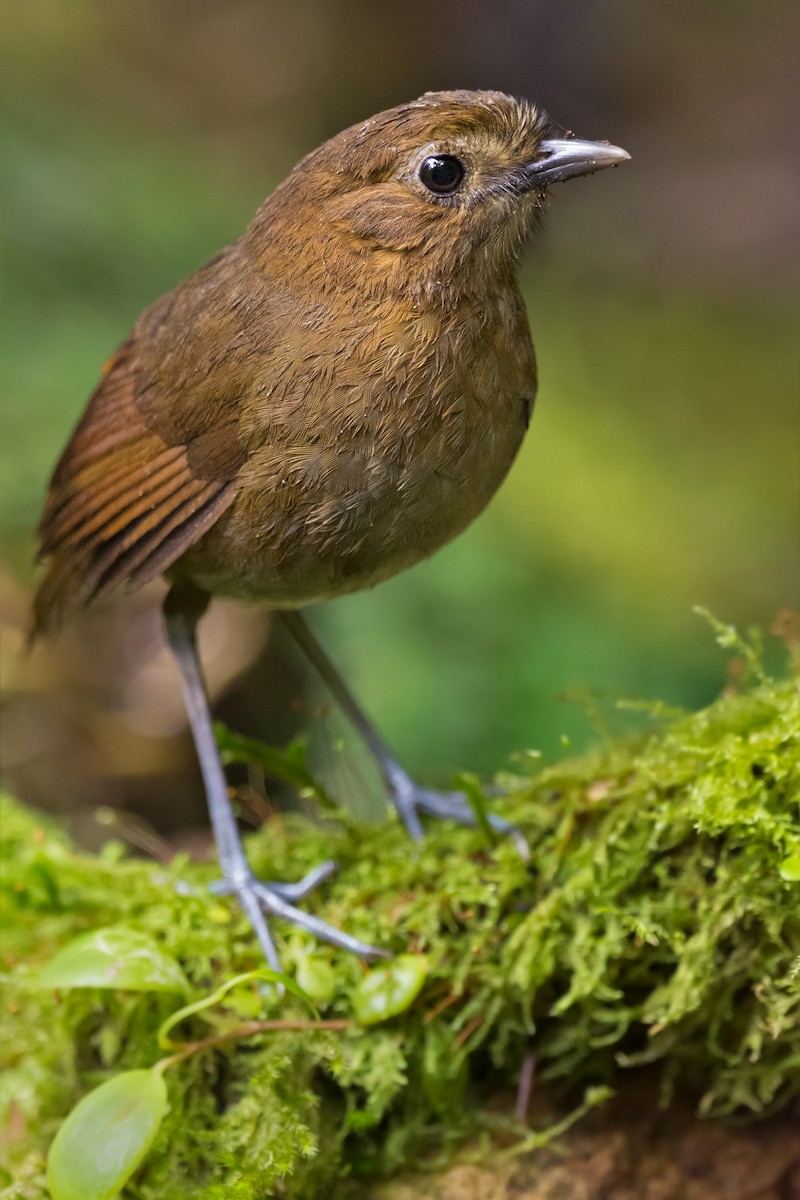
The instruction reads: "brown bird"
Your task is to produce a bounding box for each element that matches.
[34,90,629,965]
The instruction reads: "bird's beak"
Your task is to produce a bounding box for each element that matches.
[522,137,630,187]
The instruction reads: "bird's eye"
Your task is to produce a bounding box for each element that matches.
[418,155,465,196]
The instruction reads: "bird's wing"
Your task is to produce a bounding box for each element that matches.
[34,339,244,633]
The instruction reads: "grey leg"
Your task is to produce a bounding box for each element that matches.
[163,591,386,964]
[281,610,529,859]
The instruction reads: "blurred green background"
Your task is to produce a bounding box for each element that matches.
[1,0,798,837]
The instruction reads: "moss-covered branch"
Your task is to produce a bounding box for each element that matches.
[2,622,799,1198]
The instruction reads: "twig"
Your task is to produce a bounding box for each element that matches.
[453,1014,484,1050]
[515,1047,536,1125]
[423,991,461,1025]
[157,1018,351,1071]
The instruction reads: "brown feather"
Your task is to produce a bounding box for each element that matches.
[34,341,243,634]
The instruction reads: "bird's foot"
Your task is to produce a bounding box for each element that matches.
[386,765,529,860]
[211,861,388,970]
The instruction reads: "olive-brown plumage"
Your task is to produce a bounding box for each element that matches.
[34,90,628,964]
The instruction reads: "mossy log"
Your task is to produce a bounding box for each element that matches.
[2,620,799,1198]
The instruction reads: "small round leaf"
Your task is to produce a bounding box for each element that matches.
[47,1069,168,1200]
[295,954,337,1004]
[779,854,800,882]
[38,927,189,994]
[353,954,428,1025]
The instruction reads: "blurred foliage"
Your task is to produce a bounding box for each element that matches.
[2,625,799,1195]
[0,0,797,810]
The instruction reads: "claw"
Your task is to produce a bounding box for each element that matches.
[387,765,530,861]
[280,611,530,862]
[209,864,387,962]
[210,859,338,901]
[419,794,530,861]
[246,878,389,960]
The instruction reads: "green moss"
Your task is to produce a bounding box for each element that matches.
[2,623,799,1198]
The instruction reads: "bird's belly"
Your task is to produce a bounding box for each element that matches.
[176,396,527,607]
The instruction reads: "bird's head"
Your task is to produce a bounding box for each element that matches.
[254,90,629,298]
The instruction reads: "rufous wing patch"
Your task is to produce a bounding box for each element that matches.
[34,341,241,633]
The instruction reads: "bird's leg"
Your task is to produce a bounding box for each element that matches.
[163,585,386,965]
[281,610,528,858]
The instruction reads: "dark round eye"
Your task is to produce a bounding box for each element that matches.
[418,154,465,196]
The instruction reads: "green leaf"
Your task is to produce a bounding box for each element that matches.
[47,1069,168,1200]
[37,927,190,994]
[353,955,428,1025]
[295,953,338,1004]
[779,854,800,882]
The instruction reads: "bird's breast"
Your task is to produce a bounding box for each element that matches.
[177,290,536,605]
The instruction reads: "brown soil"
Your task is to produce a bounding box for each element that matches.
[358,1082,800,1200]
